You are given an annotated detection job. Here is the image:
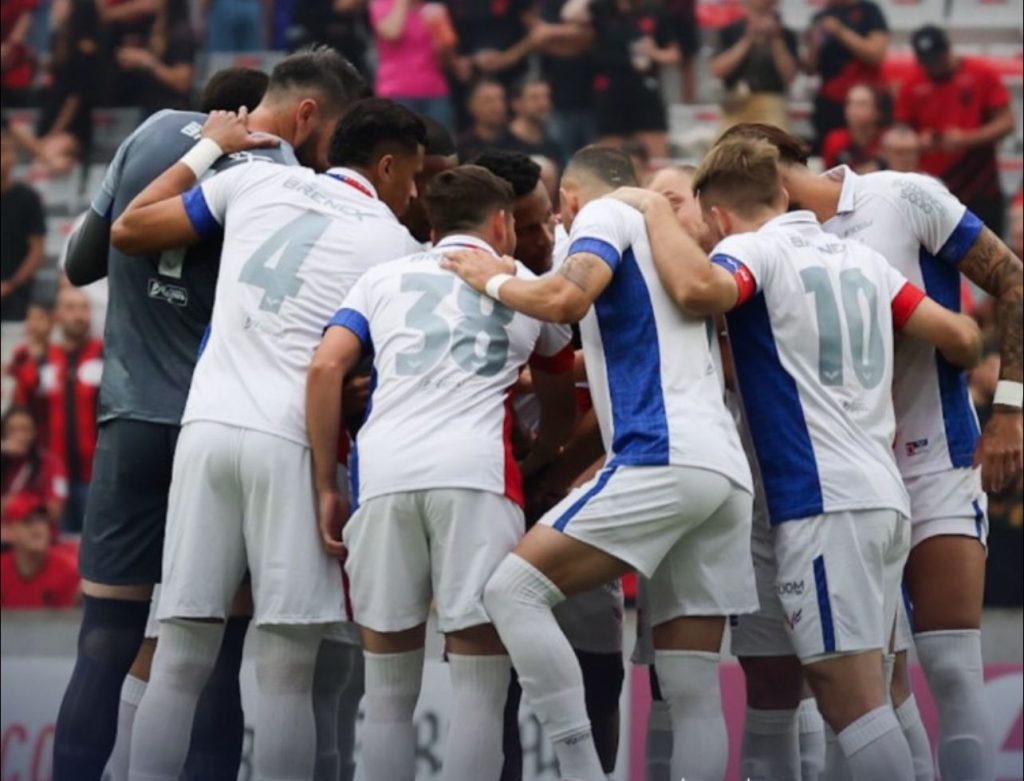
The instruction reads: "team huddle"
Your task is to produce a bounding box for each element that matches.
[48,47,1023,781]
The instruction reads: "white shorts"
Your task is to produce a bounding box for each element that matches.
[343,488,525,634]
[157,422,344,627]
[730,502,794,658]
[540,464,758,621]
[892,585,915,654]
[774,509,910,662]
[906,468,988,549]
[144,585,161,639]
[554,580,624,655]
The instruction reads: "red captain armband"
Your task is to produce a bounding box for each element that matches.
[529,343,575,374]
[891,282,927,330]
[710,254,756,308]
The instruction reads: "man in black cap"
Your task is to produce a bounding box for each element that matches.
[895,24,1016,235]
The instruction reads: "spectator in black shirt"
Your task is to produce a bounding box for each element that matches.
[113,0,196,114]
[533,0,596,160]
[565,0,679,160]
[711,0,798,129]
[501,75,564,169]
[14,0,101,175]
[805,0,888,150]
[446,0,538,129]
[457,77,510,162]
[0,124,46,364]
[665,0,699,103]
[290,0,371,78]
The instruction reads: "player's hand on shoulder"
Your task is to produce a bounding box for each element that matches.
[317,490,349,560]
[975,410,1024,493]
[441,249,515,293]
[607,186,666,214]
[202,107,280,155]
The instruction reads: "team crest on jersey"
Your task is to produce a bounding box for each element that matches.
[906,438,930,457]
[148,278,189,307]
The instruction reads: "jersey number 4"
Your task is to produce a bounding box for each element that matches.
[396,273,514,378]
[239,212,331,313]
[800,267,885,389]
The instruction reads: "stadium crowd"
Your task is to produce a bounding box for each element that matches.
[0,1,1021,780]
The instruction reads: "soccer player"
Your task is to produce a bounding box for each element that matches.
[401,115,459,247]
[474,148,625,777]
[54,51,365,781]
[443,145,757,781]
[723,121,1023,781]
[619,137,982,780]
[306,165,575,781]
[106,98,425,781]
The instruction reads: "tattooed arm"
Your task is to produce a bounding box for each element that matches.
[442,249,612,323]
[959,227,1024,491]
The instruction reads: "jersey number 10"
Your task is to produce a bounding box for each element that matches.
[800,267,885,389]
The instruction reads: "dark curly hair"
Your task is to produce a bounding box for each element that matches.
[470,149,541,200]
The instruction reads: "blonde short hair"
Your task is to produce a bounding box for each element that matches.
[692,138,784,216]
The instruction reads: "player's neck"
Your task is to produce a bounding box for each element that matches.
[795,174,843,224]
[246,105,286,141]
[439,229,496,251]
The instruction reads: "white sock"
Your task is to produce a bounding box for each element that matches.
[896,694,936,781]
[253,625,321,781]
[740,707,800,781]
[362,648,424,781]
[837,706,915,781]
[824,724,853,781]
[107,674,147,781]
[798,698,826,781]
[443,654,511,781]
[128,620,224,781]
[645,697,672,781]
[483,555,604,781]
[654,650,727,781]
[915,629,994,781]
[313,639,364,781]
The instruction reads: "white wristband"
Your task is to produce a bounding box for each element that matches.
[180,137,224,178]
[993,380,1024,409]
[484,273,514,301]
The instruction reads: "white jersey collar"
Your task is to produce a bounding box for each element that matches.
[760,210,821,231]
[324,167,378,200]
[435,234,499,256]
[821,164,858,216]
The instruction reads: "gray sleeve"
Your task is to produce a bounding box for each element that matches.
[90,109,174,219]
[64,209,111,286]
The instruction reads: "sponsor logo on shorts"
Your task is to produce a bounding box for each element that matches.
[906,438,929,456]
[787,609,803,629]
[148,279,189,307]
[776,580,805,596]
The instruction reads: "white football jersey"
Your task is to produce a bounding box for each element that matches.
[327,234,574,506]
[565,197,751,492]
[821,167,984,478]
[179,164,413,445]
[712,211,922,524]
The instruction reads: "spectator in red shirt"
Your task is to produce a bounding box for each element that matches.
[895,25,1016,237]
[0,0,37,107]
[822,82,887,172]
[16,288,102,534]
[8,302,55,433]
[1,505,80,609]
[1,406,66,535]
[805,0,888,150]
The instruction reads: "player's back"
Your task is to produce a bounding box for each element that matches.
[568,197,752,493]
[181,164,413,446]
[714,210,911,524]
[338,235,569,507]
[822,167,983,477]
[95,110,298,426]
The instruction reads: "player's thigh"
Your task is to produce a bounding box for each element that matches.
[343,491,432,634]
[79,419,180,589]
[773,509,905,662]
[647,473,756,629]
[158,422,248,622]
[803,650,886,731]
[533,465,726,594]
[904,469,987,631]
[554,580,625,656]
[237,430,343,627]
[425,489,525,636]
